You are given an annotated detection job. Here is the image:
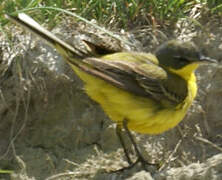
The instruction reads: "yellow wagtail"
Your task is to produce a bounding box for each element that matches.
[6,13,217,170]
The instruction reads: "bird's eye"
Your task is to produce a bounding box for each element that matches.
[173,56,188,62]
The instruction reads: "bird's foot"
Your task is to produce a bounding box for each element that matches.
[137,156,159,172]
[110,157,159,173]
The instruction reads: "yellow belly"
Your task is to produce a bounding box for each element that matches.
[70,64,197,135]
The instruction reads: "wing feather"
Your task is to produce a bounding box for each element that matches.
[80,55,187,106]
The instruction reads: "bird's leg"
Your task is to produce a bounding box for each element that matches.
[113,120,158,172]
[109,124,138,173]
[116,124,133,164]
[123,119,158,170]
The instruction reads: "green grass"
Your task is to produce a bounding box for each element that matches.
[0,169,13,174]
[208,0,222,12]
[1,0,221,30]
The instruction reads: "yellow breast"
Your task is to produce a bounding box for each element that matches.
[69,63,197,135]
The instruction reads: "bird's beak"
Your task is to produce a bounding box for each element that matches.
[199,55,217,63]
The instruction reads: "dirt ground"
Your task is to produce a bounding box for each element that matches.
[0,10,222,180]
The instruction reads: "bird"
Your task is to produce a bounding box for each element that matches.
[6,13,217,171]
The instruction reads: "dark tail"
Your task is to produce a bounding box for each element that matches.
[5,13,87,62]
[5,13,125,87]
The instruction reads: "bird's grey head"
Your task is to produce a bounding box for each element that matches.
[155,40,216,69]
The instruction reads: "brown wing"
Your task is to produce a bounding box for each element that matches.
[77,57,188,106]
